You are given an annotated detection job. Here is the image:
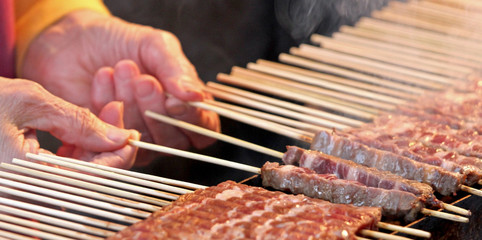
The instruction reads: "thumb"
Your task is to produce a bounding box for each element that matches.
[20,87,133,152]
[98,101,125,128]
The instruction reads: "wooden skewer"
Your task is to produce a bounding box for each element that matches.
[0,185,140,225]
[294,45,452,88]
[145,110,284,159]
[359,229,412,240]
[26,153,192,195]
[0,214,103,240]
[129,140,261,174]
[0,204,115,238]
[207,81,364,127]
[254,59,419,101]
[0,176,149,220]
[0,196,126,231]
[206,100,330,133]
[220,71,381,115]
[420,208,469,223]
[278,53,428,95]
[381,2,482,40]
[37,153,206,190]
[441,202,471,216]
[0,162,168,208]
[188,100,314,142]
[460,184,482,197]
[371,8,482,41]
[339,25,482,64]
[0,166,159,213]
[358,15,482,57]
[11,158,179,201]
[204,87,348,130]
[376,222,430,239]
[246,62,405,107]
[0,229,36,240]
[311,33,471,79]
[0,221,73,240]
[330,31,482,69]
[217,72,376,120]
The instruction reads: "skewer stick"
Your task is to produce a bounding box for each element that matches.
[279,53,427,95]
[330,32,481,69]
[0,214,103,240]
[339,25,482,64]
[246,62,405,107]
[207,81,364,127]
[204,87,348,130]
[207,100,330,133]
[420,208,469,223]
[0,221,72,240]
[376,222,430,239]
[188,101,314,142]
[0,176,150,219]
[460,184,482,197]
[0,229,36,240]
[311,33,471,79]
[0,196,126,231]
[359,229,412,240]
[26,153,192,195]
[294,45,451,88]
[145,110,284,159]
[36,153,206,190]
[254,59,418,101]
[441,202,471,216]
[0,163,168,208]
[0,169,156,214]
[0,185,141,224]
[217,72,376,120]
[129,140,261,174]
[10,158,179,201]
[0,204,115,238]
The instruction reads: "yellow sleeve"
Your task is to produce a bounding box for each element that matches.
[15,0,111,76]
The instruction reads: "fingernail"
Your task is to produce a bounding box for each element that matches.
[136,79,154,97]
[107,128,130,143]
[166,96,188,116]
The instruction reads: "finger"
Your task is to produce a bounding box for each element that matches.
[133,74,190,150]
[98,101,125,128]
[91,67,115,114]
[165,96,220,149]
[112,60,151,141]
[113,60,140,102]
[18,83,134,152]
[139,31,205,101]
[90,140,138,169]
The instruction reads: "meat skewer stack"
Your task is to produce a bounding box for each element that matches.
[0,152,429,240]
[141,113,470,223]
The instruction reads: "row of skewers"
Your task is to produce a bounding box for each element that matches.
[2,0,482,239]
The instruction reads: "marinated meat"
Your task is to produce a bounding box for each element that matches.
[109,181,381,240]
[309,131,464,196]
[283,146,439,207]
[261,162,423,222]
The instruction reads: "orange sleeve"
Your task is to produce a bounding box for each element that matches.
[14,0,111,76]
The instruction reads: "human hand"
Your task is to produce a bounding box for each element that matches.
[90,60,220,166]
[0,77,140,169]
[22,9,206,110]
[21,10,220,161]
